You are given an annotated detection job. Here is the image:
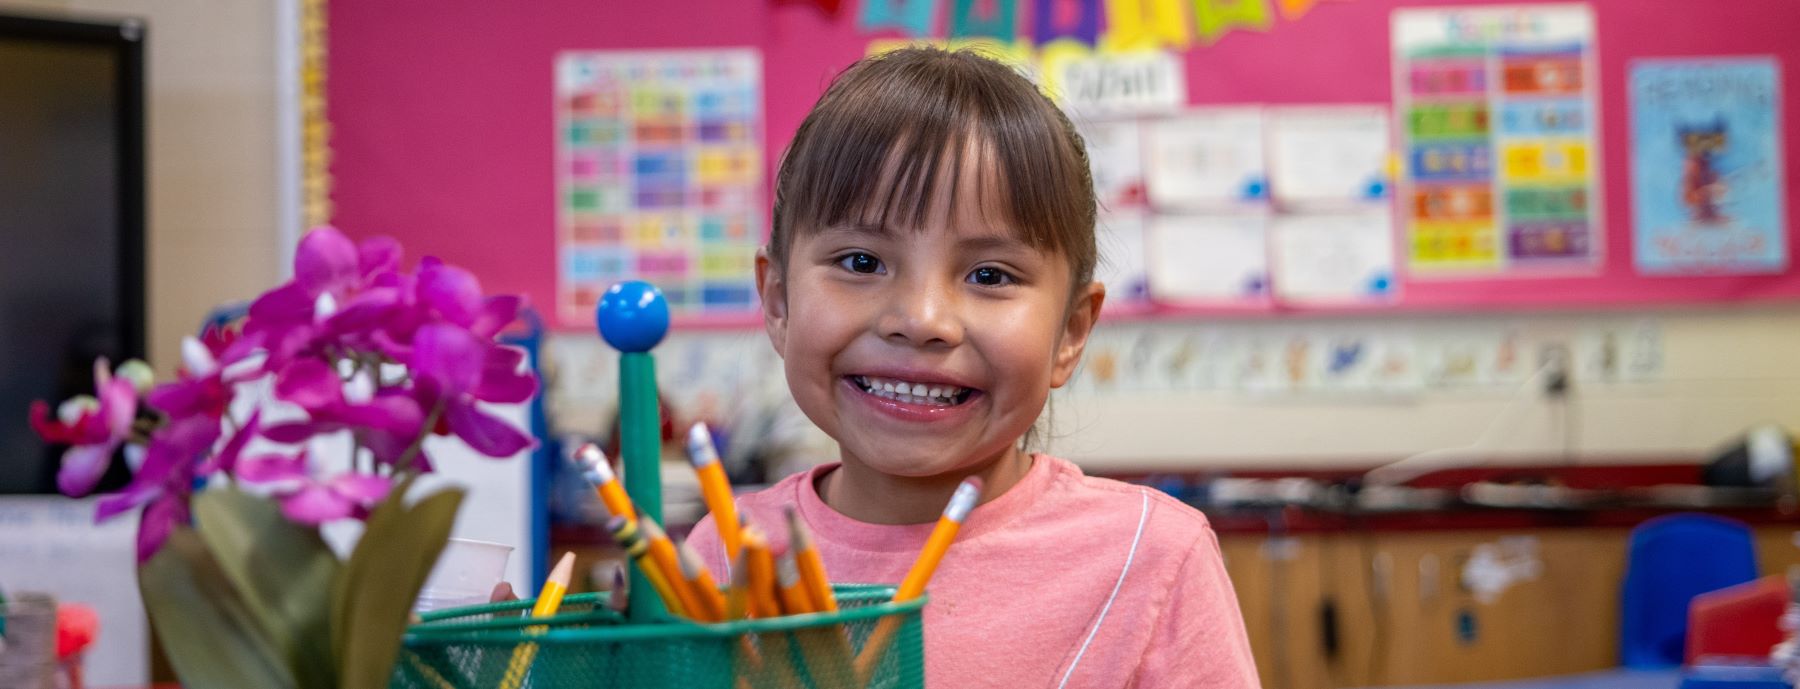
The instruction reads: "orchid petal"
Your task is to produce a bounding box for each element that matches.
[136,496,189,563]
[325,393,424,437]
[294,226,360,298]
[95,487,151,523]
[275,358,342,410]
[475,345,537,404]
[100,377,138,439]
[446,402,534,458]
[325,287,401,335]
[246,282,315,332]
[29,401,78,445]
[358,236,403,278]
[236,453,310,484]
[329,473,392,507]
[280,484,353,525]
[145,377,230,421]
[262,422,321,444]
[417,258,484,327]
[470,295,523,339]
[411,324,484,395]
[57,443,116,497]
[203,410,260,475]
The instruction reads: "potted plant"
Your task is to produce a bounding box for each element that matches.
[27,226,538,689]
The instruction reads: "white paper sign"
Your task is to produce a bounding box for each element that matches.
[1268,106,1393,209]
[1271,210,1399,303]
[1147,212,1270,302]
[1143,109,1268,211]
[1049,49,1186,116]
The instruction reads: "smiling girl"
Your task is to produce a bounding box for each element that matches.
[687,47,1258,687]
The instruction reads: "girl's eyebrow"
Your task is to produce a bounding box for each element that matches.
[957,234,1033,254]
[818,222,896,242]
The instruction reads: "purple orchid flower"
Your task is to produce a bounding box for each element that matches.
[236,452,394,525]
[409,323,538,459]
[244,227,406,371]
[261,358,430,468]
[29,360,141,497]
[94,414,223,562]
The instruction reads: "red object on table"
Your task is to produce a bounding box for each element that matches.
[1685,574,1790,665]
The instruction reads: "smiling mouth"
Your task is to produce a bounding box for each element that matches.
[849,375,978,407]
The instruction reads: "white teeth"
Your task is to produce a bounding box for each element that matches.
[856,375,970,405]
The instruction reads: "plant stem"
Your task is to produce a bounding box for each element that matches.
[394,400,446,474]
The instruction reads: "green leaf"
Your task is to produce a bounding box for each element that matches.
[332,479,465,689]
[139,528,299,689]
[192,488,341,689]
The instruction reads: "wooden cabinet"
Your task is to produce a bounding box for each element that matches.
[1219,527,1800,689]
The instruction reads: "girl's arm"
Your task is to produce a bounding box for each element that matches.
[1128,527,1261,688]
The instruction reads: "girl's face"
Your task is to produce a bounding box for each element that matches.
[756,156,1104,481]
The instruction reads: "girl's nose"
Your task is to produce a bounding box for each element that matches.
[877,276,964,349]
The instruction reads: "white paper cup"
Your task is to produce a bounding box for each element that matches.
[415,537,514,613]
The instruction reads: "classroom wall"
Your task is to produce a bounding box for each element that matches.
[1057,307,1800,470]
[0,0,284,375]
[542,305,1800,471]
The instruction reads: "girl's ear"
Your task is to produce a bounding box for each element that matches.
[755,248,788,354]
[1050,281,1106,388]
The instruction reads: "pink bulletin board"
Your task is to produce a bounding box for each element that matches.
[328,0,1800,330]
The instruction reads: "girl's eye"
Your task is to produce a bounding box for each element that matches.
[837,252,884,275]
[968,266,1016,287]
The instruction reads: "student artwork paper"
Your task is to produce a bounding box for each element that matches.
[1142,109,1268,211]
[1392,5,1602,275]
[1096,211,1151,306]
[555,50,765,322]
[1146,212,1270,303]
[1267,106,1393,209]
[1079,118,1148,208]
[1270,210,1398,304]
[1629,57,1786,275]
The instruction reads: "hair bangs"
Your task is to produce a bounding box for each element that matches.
[772,47,1097,287]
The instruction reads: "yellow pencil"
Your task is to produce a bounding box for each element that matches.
[854,476,984,681]
[578,444,637,526]
[498,551,575,689]
[775,550,814,616]
[687,423,743,561]
[608,516,689,618]
[676,539,729,622]
[785,506,837,613]
[725,550,750,620]
[740,527,783,618]
[638,516,710,621]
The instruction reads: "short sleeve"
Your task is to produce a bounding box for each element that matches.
[1129,526,1261,688]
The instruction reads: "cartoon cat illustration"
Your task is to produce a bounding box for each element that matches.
[1679,119,1729,224]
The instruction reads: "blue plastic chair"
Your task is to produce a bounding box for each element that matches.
[1620,514,1761,668]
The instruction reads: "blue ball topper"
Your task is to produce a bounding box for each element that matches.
[595,280,670,353]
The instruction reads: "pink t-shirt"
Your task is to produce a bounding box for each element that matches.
[686,455,1260,688]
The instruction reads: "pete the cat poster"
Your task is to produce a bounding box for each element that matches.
[1630,57,1786,274]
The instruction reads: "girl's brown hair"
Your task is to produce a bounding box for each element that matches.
[769,46,1097,291]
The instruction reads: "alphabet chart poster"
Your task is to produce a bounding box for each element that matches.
[1393,5,1602,275]
[555,50,764,321]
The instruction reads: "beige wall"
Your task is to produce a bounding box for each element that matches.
[0,0,282,373]
[1056,306,1800,470]
[546,306,1800,471]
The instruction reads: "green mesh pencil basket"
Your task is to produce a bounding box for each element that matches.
[390,584,925,689]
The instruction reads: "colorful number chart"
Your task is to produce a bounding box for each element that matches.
[1393,5,1601,275]
[555,50,764,321]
